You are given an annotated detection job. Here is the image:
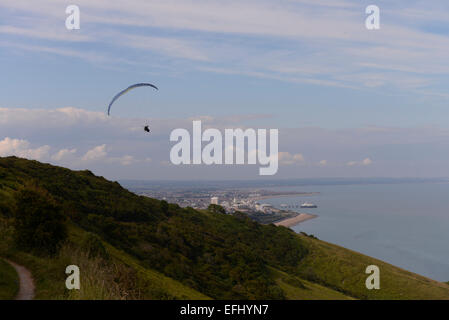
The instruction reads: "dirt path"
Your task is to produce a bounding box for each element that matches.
[5,259,35,300]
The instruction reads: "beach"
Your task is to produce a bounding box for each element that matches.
[274,213,318,228]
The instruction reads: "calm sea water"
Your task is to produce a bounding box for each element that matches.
[265,182,449,281]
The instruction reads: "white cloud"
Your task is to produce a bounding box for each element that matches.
[2,0,449,93]
[0,137,50,160]
[347,158,373,167]
[2,107,449,179]
[82,144,107,162]
[0,136,137,168]
[114,33,210,61]
[52,148,77,161]
[0,107,108,127]
[110,155,135,166]
[0,25,91,42]
[362,158,373,166]
[80,146,139,166]
[119,155,135,166]
[279,152,305,165]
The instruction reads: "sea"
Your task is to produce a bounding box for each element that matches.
[264,182,449,282]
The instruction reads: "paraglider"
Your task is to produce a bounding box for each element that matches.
[107,83,158,116]
[144,125,150,133]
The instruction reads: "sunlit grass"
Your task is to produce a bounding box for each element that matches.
[296,234,449,300]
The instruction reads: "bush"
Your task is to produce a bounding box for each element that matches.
[81,233,109,260]
[13,184,67,255]
[0,202,13,218]
[160,200,169,214]
[207,204,226,214]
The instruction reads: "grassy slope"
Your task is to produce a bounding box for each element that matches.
[0,157,208,299]
[1,156,449,300]
[104,244,210,300]
[270,267,353,300]
[0,258,19,300]
[0,156,165,223]
[296,234,449,300]
[66,224,208,299]
[82,225,210,300]
[2,224,208,300]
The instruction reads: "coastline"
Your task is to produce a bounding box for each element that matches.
[250,192,319,227]
[274,213,318,228]
[250,192,319,201]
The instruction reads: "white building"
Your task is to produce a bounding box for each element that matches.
[210,196,219,205]
[260,203,274,213]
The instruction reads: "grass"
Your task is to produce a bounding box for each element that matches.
[2,216,449,300]
[2,207,449,300]
[0,216,19,300]
[1,223,209,300]
[68,224,209,300]
[0,258,19,300]
[103,242,210,300]
[270,267,353,300]
[296,234,449,300]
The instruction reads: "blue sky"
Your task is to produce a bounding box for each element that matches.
[1,0,449,179]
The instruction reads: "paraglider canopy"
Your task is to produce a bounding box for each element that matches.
[107,83,158,116]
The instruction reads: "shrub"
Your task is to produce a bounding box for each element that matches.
[160,200,169,214]
[207,204,226,214]
[13,184,67,255]
[81,232,109,260]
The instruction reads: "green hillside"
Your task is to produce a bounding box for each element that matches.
[2,224,209,300]
[0,258,18,300]
[270,267,352,300]
[1,156,448,300]
[296,234,449,300]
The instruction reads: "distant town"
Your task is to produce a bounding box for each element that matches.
[124,183,318,224]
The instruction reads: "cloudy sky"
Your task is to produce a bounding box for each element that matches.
[1,0,449,180]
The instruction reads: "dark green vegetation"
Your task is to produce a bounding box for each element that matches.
[207,204,226,214]
[13,185,67,255]
[0,157,307,299]
[1,156,449,300]
[0,258,18,300]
